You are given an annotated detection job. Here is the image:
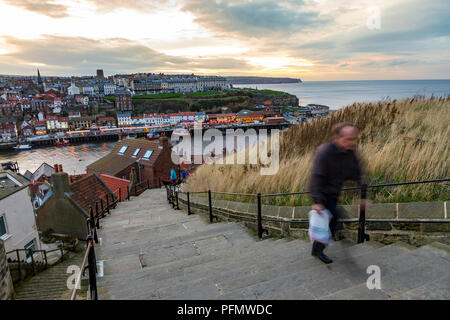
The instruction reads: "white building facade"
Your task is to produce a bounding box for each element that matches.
[0,171,42,261]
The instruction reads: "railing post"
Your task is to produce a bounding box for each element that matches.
[87,236,98,300]
[43,250,48,269]
[208,190,213,223]
[147,179,150,190]
[100,198,104,217]
[257,193,263,239]
[187,192,191,215]
[29,249,35,276]
[106,195,110,214]
[257,193,268,239]
[95,202,100,229]
[119,188,122,202]
[357,183,369,243]
[176,189,180,210]
[172,186,176,208]
[127,188,130,201]
[16,249,21,280]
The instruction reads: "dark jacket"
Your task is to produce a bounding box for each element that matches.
[308,142,362,205]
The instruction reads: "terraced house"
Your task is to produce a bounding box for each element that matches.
[87,137,178,188]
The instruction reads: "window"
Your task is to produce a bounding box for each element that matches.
[132,148,141,157]
[143,150,153,160]
[0,215,7,238]
[118,146,128,155]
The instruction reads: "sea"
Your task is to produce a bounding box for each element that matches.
[235,79,450,110]
[2,79,449,174]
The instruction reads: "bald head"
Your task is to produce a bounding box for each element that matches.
[332,123,359,151]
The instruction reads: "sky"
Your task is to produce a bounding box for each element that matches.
[0,0,449,80]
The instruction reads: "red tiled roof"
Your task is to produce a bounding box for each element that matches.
[69,174,113,213]
[99,174,130,199]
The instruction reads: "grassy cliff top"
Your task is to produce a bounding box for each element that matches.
[185,96,449,205]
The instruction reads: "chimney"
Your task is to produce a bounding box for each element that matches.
[159,136,170,149]
[51,166,70,198]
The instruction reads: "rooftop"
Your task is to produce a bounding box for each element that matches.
[0,170,29,200]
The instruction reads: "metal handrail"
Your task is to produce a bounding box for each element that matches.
[70,242,91,300]
[174,178,449,242]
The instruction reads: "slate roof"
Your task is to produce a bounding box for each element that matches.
[87,138,168,176]
[0,170,29,200]
[32,162,54,181]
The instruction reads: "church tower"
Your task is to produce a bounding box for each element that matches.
[37,68,44,93]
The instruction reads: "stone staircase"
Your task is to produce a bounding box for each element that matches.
[95,188,450,300]
[13,251,87,300]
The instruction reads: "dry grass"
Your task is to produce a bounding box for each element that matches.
[184,96,450,205]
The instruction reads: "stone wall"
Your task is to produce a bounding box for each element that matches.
[0,240,14,300]
[178,193,449,246]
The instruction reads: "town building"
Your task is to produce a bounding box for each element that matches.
[68,116,95,130]
[35,165,114,240]
[0,170,42,261]
[96,117,116,128]
[45,116,68,132]
[117,113,132,127]
[87,137,178,188]
[33,121,47,135]
[114,90,133,112]
[0,120,17,142]
[103,83,116,95]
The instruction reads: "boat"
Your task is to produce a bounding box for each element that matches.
[13,144,32,150]
[146,132,161,141]
[54,138,70,147]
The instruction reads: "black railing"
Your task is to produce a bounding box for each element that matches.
[6,245,74,283]
[174,178,449,242]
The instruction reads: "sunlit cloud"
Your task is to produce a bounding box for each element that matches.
[0,0,448,79]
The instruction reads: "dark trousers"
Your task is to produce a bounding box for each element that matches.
[323,196,340,238]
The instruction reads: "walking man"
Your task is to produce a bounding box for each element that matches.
[308,123,365,264]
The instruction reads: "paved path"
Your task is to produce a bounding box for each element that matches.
[14,251,86,300]
[96,188,450,300]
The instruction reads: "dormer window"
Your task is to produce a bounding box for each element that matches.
[132,148,141,157]
[118,146,128,155]
[143,150,153,160]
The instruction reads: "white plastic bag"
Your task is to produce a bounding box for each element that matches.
[308,209,332,244]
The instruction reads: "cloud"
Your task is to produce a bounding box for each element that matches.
[181,0,330,38]
[84,0,167,13]
[4,0,70,18]
[0,35,254,76]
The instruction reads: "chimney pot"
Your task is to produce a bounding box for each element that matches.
[58,164,63,172]
[54,164,59,173]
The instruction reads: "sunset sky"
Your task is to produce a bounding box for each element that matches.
[0,0,449,80]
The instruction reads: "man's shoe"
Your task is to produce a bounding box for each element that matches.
[317,252,333,264]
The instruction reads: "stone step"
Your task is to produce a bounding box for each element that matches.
[99,239,304,299]
[279,241,449,300]
[116,240,358,299]
[98,222,251,260]
[98,238,290,288]
[162,241,384,300]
